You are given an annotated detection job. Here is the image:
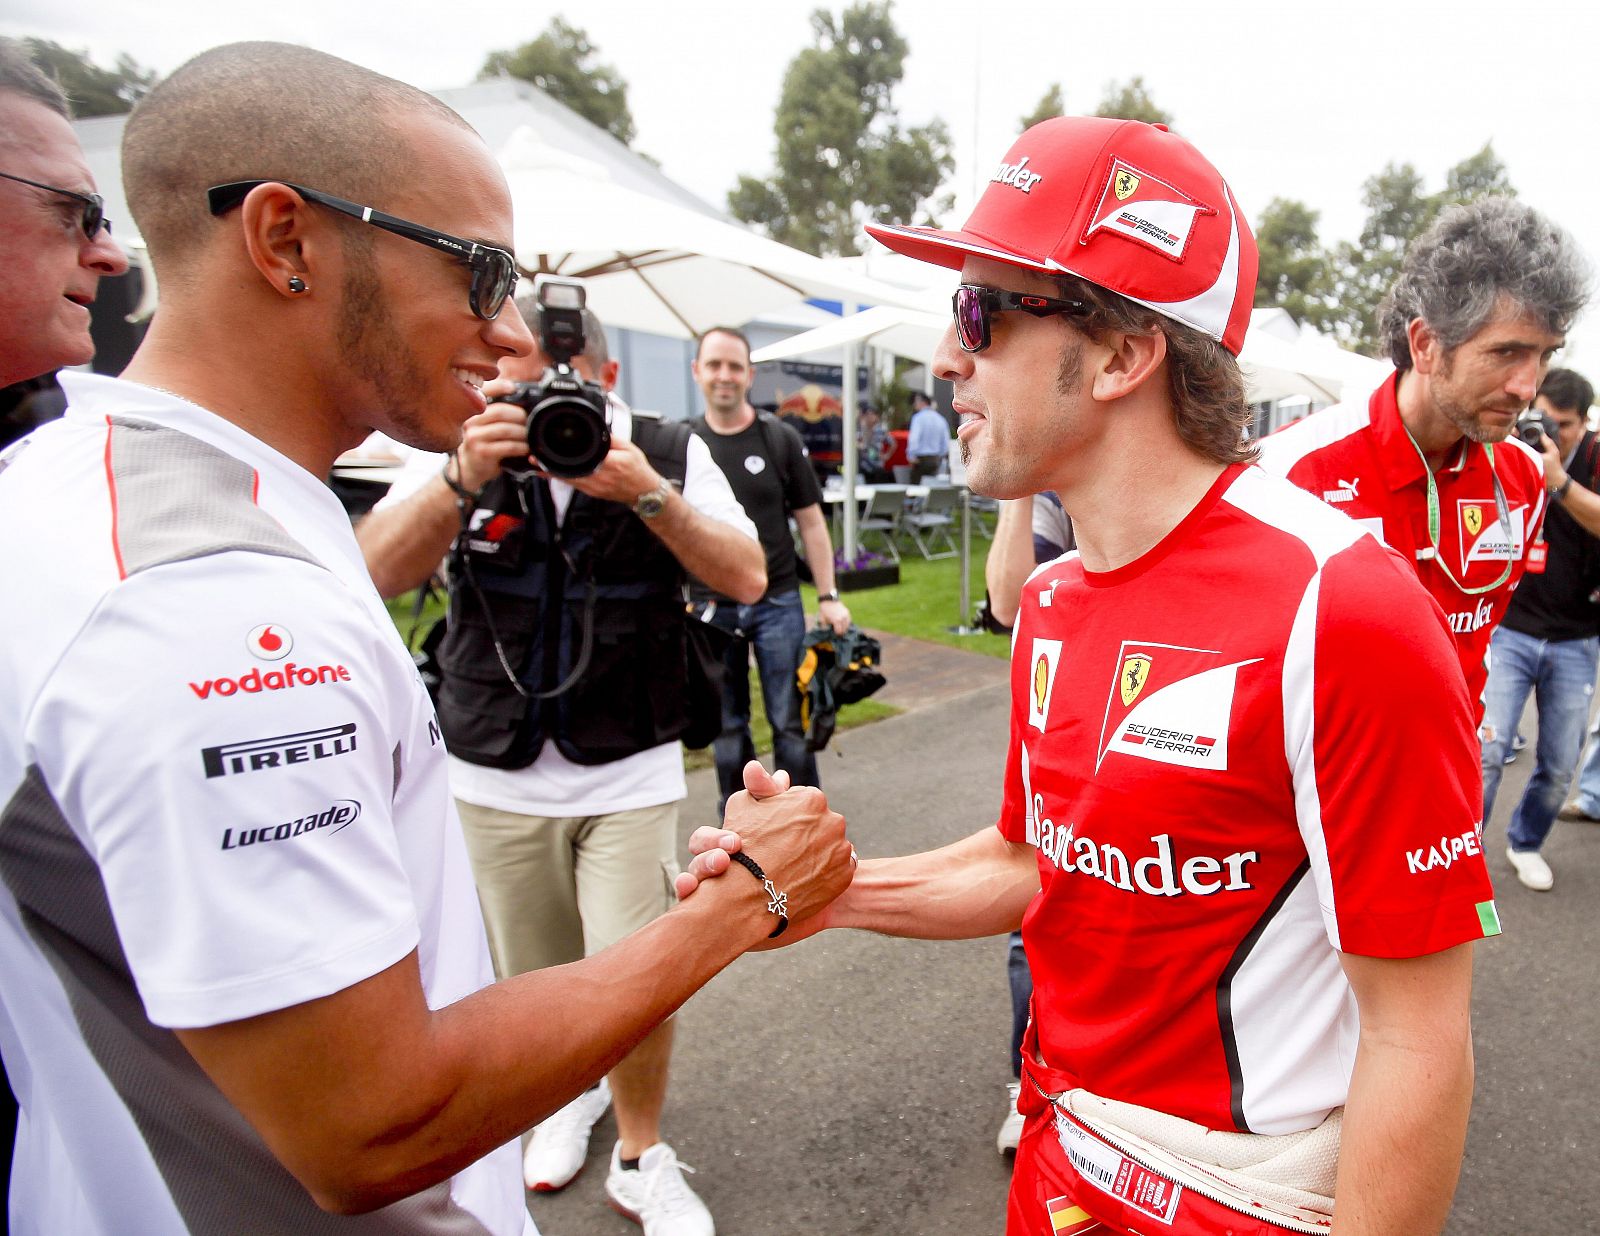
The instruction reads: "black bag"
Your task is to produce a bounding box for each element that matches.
[406,580,448,704]
[681,606,733,749]
[796,624,886,752]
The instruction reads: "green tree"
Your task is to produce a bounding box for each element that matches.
[22,38,157,118]
[1322,147,1516,353]
[1093,76,1172,126]
[1253,198,1334,331]
[728,2,954,256]
[1019,84,1065,132]
[1441,142,1513,204]
[481,18,637,147]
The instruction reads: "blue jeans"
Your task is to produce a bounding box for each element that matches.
[1480,626,1598,852]
[1570,674,1600,819]
[700,591,818,814]
[1007,931,1033,1079]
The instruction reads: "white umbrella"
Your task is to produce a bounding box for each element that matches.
[500,128,926,339]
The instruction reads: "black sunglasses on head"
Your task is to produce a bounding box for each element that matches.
[0,170,110,239]
[206,180,519,320]
[952,282,1092,353]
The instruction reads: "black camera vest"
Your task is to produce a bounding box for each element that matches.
[434,414,695,768]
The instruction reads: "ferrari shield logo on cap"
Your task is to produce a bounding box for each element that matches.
[1120,654,1152,706]
[1463,505,1483,537]
[1084,157,1214,262]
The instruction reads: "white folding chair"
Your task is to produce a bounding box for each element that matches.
[903,485,961,559]
[856,485,906,563]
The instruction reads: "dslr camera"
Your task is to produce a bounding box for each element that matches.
[1516,407,1558,450]
[502,276,611,478]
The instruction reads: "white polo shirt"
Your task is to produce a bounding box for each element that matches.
[0,374,530,1235]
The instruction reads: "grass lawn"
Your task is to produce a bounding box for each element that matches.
[382,586,907,766]
[807,546,1013,661]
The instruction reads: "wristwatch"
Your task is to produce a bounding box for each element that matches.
[817,590,841,603]
[633,478,672,519]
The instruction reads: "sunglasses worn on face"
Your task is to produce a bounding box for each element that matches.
[952,282,1092,354]
[0,171,110,239]
[206,180,519,320]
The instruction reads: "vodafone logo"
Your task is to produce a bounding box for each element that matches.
[190,662,352,701]
[247,624,293,660]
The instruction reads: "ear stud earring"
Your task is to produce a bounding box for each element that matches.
[287,276,307,293]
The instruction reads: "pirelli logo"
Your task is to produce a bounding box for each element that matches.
[201,723,358,779]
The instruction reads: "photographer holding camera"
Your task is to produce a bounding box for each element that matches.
[1480,369,1600,890]
[357,282,763,1234]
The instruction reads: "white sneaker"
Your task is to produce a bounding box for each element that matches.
[997,1080,1024,1154]
[1507,846,1554,892]
[524,1077,611,1192]
[605,1141,714,1236]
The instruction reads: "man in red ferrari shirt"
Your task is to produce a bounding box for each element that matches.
[1258,199,1588,720]
[684,117,1501,1235]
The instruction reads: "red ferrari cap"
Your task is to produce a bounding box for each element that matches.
[866,116,1258,355]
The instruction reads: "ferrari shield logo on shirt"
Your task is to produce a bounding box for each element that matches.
[1456,500,1526,572]
[1029,637,1063,732]
[1096,641,1260,773]
[1119,654,1152,706]
[1083,157,1214,262]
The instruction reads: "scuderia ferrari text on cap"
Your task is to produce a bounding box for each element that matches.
[865,116,1259,356]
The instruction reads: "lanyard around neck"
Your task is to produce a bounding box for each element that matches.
[1400,426,1513,596]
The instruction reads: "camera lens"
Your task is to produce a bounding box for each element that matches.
[529,394,611,478]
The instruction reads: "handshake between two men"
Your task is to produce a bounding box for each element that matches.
[679,761,859,948]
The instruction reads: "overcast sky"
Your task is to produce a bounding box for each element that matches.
[9,0,1600,361]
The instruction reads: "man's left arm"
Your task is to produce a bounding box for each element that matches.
[567,438,765,603]
[1333,945,1475,1236]
[1537,433,1600,538]
[793,503,851,633]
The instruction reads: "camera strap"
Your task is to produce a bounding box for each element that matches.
[454,473,640,701]
[1401,427,1513,597]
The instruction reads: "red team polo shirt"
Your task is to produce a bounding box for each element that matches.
[1257,373,1547,719]
[1000,464,1498,1140]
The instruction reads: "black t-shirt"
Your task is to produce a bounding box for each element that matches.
[691,412,823,600]
[1503,431,1600,641]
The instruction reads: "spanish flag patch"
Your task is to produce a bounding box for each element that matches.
[1046,1194,1099,1234]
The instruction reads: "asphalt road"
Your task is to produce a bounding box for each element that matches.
[526,678,1598,1236]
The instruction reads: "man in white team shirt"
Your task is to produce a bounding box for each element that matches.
[357,295,763,1234]
[0,41,850,1235]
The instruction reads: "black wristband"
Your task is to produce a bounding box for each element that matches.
[727,850,789,938]
[440,455,476,503]
[1554,476,1574,503]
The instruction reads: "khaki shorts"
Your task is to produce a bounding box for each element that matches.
[455,799,679,979]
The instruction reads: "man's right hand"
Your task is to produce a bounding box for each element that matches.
[454,380,534,490]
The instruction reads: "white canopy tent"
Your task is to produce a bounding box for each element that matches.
[500,128,928,340]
